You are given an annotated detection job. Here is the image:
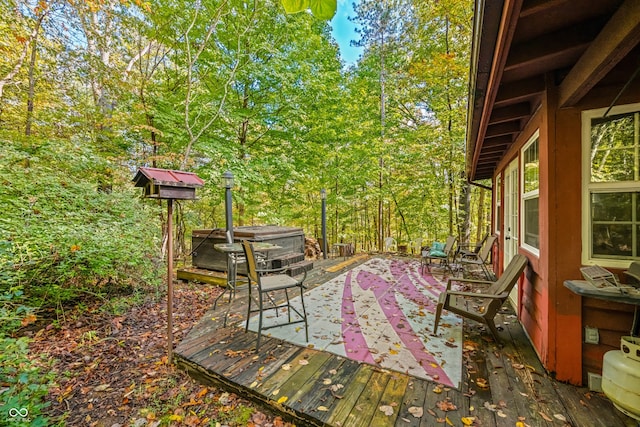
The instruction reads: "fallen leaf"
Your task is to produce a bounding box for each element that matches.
[461,416,475,425]
[408,406,423,418]
[436,399,457,411]
[484,402,497,411]
[539,411,553,422]
[379,405,394,416]
[553,414,567,422]
[323,378,332,385]
[475,378,489,389]
[94,384,110,392]
[433,385,443,394]
[317,406,329,411]
[445,416,454,426]
[329,384,344,392]
[281,364,291,371]
[21,314,37,327]
[277,396,288,404]
[299,359,309,366]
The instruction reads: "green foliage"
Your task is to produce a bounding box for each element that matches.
[0,134,162,329]
[0,336,55,426]
[281,0,337,19]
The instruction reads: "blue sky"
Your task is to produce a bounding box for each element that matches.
[330,0,363,66]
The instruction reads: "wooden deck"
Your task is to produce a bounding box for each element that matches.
[175,255,638,427]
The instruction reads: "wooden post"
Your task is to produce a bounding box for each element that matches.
[167,198,174,363]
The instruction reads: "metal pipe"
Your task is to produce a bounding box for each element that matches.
[223,171,234,243]
[321,189,327,259]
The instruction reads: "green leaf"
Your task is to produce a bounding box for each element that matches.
[281,0,336,19]
[281,0,309,14]
[309,0,337,19]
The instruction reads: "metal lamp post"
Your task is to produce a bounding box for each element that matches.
[321,188,327,259]
[223,171,234,243]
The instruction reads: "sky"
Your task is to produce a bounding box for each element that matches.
[330,0,363,66]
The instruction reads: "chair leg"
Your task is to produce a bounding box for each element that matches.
[433,298,444,334]
[245,283,253,333]
[299,286,309,342]
[486,319,502,344]
[256,290,264,351]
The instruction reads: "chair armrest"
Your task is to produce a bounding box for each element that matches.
[255,265,289,274]
[446,290,507,299]
[446,277,494,288]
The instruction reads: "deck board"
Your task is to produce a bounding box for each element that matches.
[174,256,638,427]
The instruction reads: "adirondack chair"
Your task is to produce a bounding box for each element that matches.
[421,235,458,275]
[433,254,528,342]
[460,234,498,280]
[242,240,309,350]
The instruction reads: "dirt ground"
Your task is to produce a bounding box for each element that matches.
[27,281,295,427]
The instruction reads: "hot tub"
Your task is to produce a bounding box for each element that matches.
[191,225,305,274]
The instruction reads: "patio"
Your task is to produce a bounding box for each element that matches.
[175,256,637,426]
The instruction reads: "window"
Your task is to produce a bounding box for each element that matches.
[583,105,640,266]
[521,132,539,253]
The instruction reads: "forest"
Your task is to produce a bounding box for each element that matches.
[1,0,489,424]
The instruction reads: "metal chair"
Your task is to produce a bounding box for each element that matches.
[421,235,458,275]
[433,254,528,342]
[242,240,309,350]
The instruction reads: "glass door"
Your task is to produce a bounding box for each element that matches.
[503,159,520,311]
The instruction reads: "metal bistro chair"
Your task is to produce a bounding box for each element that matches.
[421,235,458,275]
[242,240,309,350]
[433,254,528,343]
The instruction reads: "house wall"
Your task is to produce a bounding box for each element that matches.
[493,81,640,386]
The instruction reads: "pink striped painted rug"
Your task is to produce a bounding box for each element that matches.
[246,257,463,387]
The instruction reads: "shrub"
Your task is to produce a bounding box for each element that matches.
[0,336,55,426]
[0,135,162,330]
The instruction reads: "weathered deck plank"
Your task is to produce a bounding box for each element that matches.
[174,256,638,427]
[326,365,374,426]
[342,370,390,427]
[369,374,410,427]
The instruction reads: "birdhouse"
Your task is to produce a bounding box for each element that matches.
[132,167,204,200]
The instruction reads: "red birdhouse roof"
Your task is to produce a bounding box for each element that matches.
[133,167,204,188]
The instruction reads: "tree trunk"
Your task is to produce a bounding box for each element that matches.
[25,17,42,136]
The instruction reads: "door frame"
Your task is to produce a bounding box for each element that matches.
[503,158,520,311]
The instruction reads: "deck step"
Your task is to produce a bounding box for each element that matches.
[286,260,314,277]
[271,252,305,268]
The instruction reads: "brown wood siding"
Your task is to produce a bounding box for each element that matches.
[582,297,636,384]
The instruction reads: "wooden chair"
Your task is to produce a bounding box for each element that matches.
[242,240,309,350]
[421,235,458,275]
[460,234,498,280]
[433,254,528,342]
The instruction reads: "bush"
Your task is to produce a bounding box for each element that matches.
[0,135,162,330]
[0,336,55,426]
